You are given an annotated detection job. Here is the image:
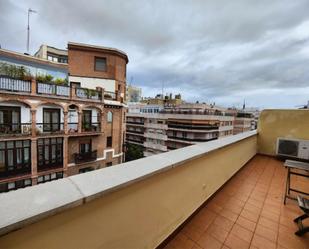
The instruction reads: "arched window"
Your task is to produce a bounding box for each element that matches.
[107,111,113,123]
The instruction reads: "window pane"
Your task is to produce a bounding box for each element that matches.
[7,150,14,168]
[24,179,32,186]
[16,148,22,164]
[38,176,44,183]
[0,151,5,172]
[8,182,15,190]
[95,57,107,71]
[7,141,14,149]
[24,148,30,163]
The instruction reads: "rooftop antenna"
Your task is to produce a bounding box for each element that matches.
[243,99,246,110]
[162,81,164,100]
[27,8,37,54]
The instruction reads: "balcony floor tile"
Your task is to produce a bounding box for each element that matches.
[164,155,309,249]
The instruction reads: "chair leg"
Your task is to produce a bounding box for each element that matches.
[293,214,308,223]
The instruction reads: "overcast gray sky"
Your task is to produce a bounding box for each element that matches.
[1,0,309,108]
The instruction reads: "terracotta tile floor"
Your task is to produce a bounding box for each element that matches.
[164,155,309,249]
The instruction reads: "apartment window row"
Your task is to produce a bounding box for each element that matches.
[47,54,68,63]
[0,178,32,193]
[37,171,63,184]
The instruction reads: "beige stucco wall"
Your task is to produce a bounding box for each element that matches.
[257,109,309,156]
[0,135,257,249]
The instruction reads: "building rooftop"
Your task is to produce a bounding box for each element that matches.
[68,41,129,63]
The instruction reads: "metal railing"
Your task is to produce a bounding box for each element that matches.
[160,109,234,116]
[168,124,219,130]
[74,150,97,164]
[37,82,70,97]
[0,123,32,135]
[0,75,31,93]
[104,91,117,100]
[36,123,64,134]
[81,122,101,132]
[76,88,102,100]
[68,122,78,133]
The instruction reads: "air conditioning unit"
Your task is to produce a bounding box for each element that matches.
[276,137,309,160]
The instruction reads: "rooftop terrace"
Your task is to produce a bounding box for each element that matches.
[164,155,309,249]
[0,109,308,248]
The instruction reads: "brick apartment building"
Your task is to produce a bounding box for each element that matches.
[0,42,128,192]
[126,103,236,157]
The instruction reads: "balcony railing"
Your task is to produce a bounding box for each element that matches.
[0,166,31,179]
[126,130,144,134]
[167,135,218,142]
[0,75,31,93]
[68,122,78,133]
[36,123,64,134]
[104,91,117,100]
[76,87,102,100]
[74,150,97,164]
[81,122,101,132]
[0,76,123,103]
[168,123,219,130]
[0,123,32,136]
[37,82,70,97]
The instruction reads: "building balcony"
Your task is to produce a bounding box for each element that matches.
[36,123,64,135]
[144,132,168,140]
[81,122,101,133]
[0,123,32,136]
[37,82,70,97]
[75,87,102,101]
[0,75,119,103]
[126,130,144,135]
[74,150,97,164]
[144,122,168,130]
[0,110,308,248]
[143,141,168,151]
[168,135,218,143]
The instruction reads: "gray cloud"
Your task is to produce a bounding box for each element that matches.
[1,0,309,108]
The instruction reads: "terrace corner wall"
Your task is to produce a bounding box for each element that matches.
[257,109,309,156]
[0,133,257,249]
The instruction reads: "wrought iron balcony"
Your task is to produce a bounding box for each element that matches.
[36,123,64,134]
[81,122,101,133]
[75,87,102,100]
[0,123,32,136]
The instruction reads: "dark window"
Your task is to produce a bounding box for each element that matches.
[37,138,63,171]
[106,162,113,167]
[107,136,112,147]
[79,167,94,174]
[0,140,31,178]
[94,57,107,71]
[37,171,63,184]
[0,106,21,133]
[80,140,92,154]
[82,110,92,131]
[0,178,32,193]
[43,108,60,132]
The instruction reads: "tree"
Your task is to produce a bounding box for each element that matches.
[125,144,144,162]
